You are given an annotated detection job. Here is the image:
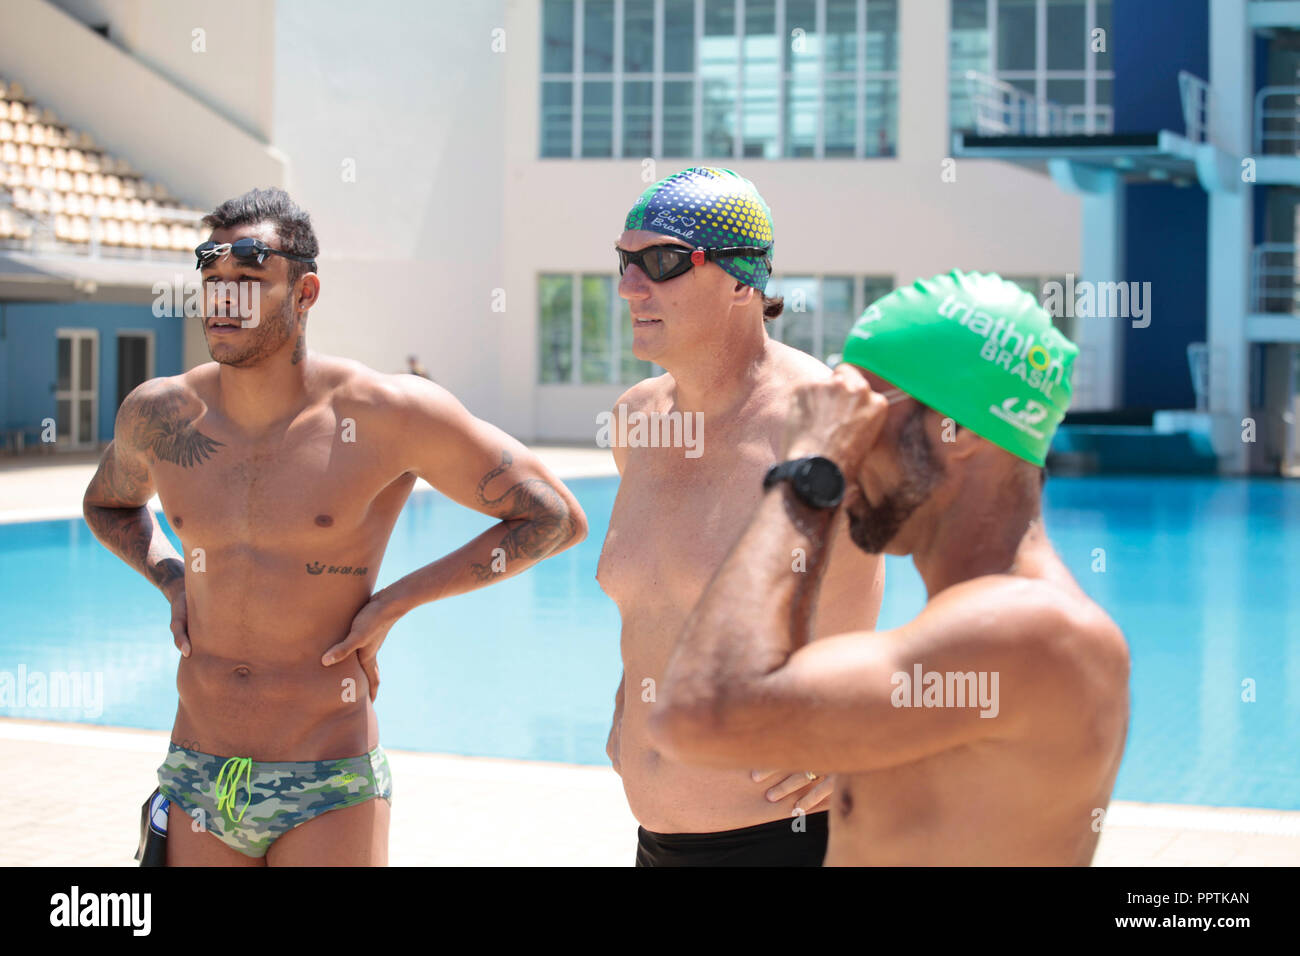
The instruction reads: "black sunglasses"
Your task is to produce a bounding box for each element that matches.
[195,237,317,273]
[616,243,772,282]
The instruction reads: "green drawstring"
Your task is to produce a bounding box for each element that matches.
[215,756,254,823]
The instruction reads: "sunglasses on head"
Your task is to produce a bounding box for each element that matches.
[195,237,317,273]
[616,243,772,282]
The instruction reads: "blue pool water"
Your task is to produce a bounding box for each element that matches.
[1,475,1297,810]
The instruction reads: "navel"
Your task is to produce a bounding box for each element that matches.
[232,665,251,678]
[173,516,183,528]
[838,788,854,818]
[315,514,334,527]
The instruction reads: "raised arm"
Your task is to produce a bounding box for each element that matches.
[83,380,192,653]
[650,487,1075,772]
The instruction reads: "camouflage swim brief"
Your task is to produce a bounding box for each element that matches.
[156,743,392,858]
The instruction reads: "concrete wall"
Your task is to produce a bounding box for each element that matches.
[269,0,509,423]
[501,0,1083,441]
[0,0,284,209]
[45,0,278,142]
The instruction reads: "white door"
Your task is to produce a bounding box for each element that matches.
[55,329,98,449]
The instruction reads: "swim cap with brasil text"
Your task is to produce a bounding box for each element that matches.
[841,270,1078,467]
[624,166,775,291]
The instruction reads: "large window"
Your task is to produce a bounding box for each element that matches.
[541,0,899,159]
[538,273,896,386]
[950,0,1113,134]
[769,274,894,363]
[539,274,654,385]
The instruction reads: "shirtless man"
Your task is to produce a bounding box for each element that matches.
[84,187,586,866]
[597,168,885,866]
[651,271,1131,865]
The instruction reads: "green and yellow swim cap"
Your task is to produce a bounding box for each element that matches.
[841,271,1078,467]
[624,166,775,290]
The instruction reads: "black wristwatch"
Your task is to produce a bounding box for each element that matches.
[763,456,846,510]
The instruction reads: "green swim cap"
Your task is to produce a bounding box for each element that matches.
[841,271,1078,467]
[623,166,775,290]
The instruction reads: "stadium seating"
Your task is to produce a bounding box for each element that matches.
[0,75,205,252]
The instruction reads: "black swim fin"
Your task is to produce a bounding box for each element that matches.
[135,788,169,867]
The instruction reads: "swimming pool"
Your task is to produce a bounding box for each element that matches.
[1,475,1297,810]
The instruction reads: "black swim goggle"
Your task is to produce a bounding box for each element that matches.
[616,243,772,282]
[195,237,317,273]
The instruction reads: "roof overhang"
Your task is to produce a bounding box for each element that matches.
[0,250,191,304]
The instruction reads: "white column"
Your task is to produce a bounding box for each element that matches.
[1048,160,1124,411]
[1207,0,1252,472]
[897,0,950,161]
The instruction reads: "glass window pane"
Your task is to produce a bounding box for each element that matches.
[79,337,93,391]
[57,336,71,392]
[784,73,817,157]
[953,0,987,31]
[778,276,818,356]
[618,298,653,383]
[742,75,777,158]
[743,0,777,158]
[584,0,614,72]
[582,81,614,157]
[664,0,697,72]
[541,81,573,157]
[865,0,898,73]
[702,0,738,157]
[861,276,895,312]
[581,275,614,384]
[997,0,1037,72]
[950,0,990,131]
[821,277,855,363]
[56,398,70,440]
[663,80,695,156]
[786,0,817,74]
[825,0,857,74]
[1094,0,1113,71]
[1047,1,1086,71]
[538,276,573,384]
[1047,79,1085,106]
[825,78,857,157]
[624,0,655,73]
[864,79,897,156]
[623,80,653,158]
[542,0,575,73]
[1096,78,1112,107]
[78,398,92,442]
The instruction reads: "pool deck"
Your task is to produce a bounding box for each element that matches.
[2,448,1298,866]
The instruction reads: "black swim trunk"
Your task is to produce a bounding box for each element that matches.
[635,811,829,867]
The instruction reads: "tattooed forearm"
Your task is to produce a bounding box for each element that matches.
[470,451,577,579]
[132,391,223,468]
[84,504,185,597]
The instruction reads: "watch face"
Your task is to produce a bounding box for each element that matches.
[799,457,846,507]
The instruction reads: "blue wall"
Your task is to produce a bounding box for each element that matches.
[1113,0,1209,134]
[1111,0,1209,410]
[1122,183,1208,409]
[0,302,184,443]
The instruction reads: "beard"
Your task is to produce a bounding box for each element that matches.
[207,295,296,368]
[847,404,945,554]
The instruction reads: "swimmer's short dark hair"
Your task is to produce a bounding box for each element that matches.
[203,187,319,284]
[762,294,784,321]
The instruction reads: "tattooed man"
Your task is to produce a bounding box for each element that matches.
[84,188,586,866]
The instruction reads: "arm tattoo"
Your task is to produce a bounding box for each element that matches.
[470,450,576,580]
[132,391,223,468]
